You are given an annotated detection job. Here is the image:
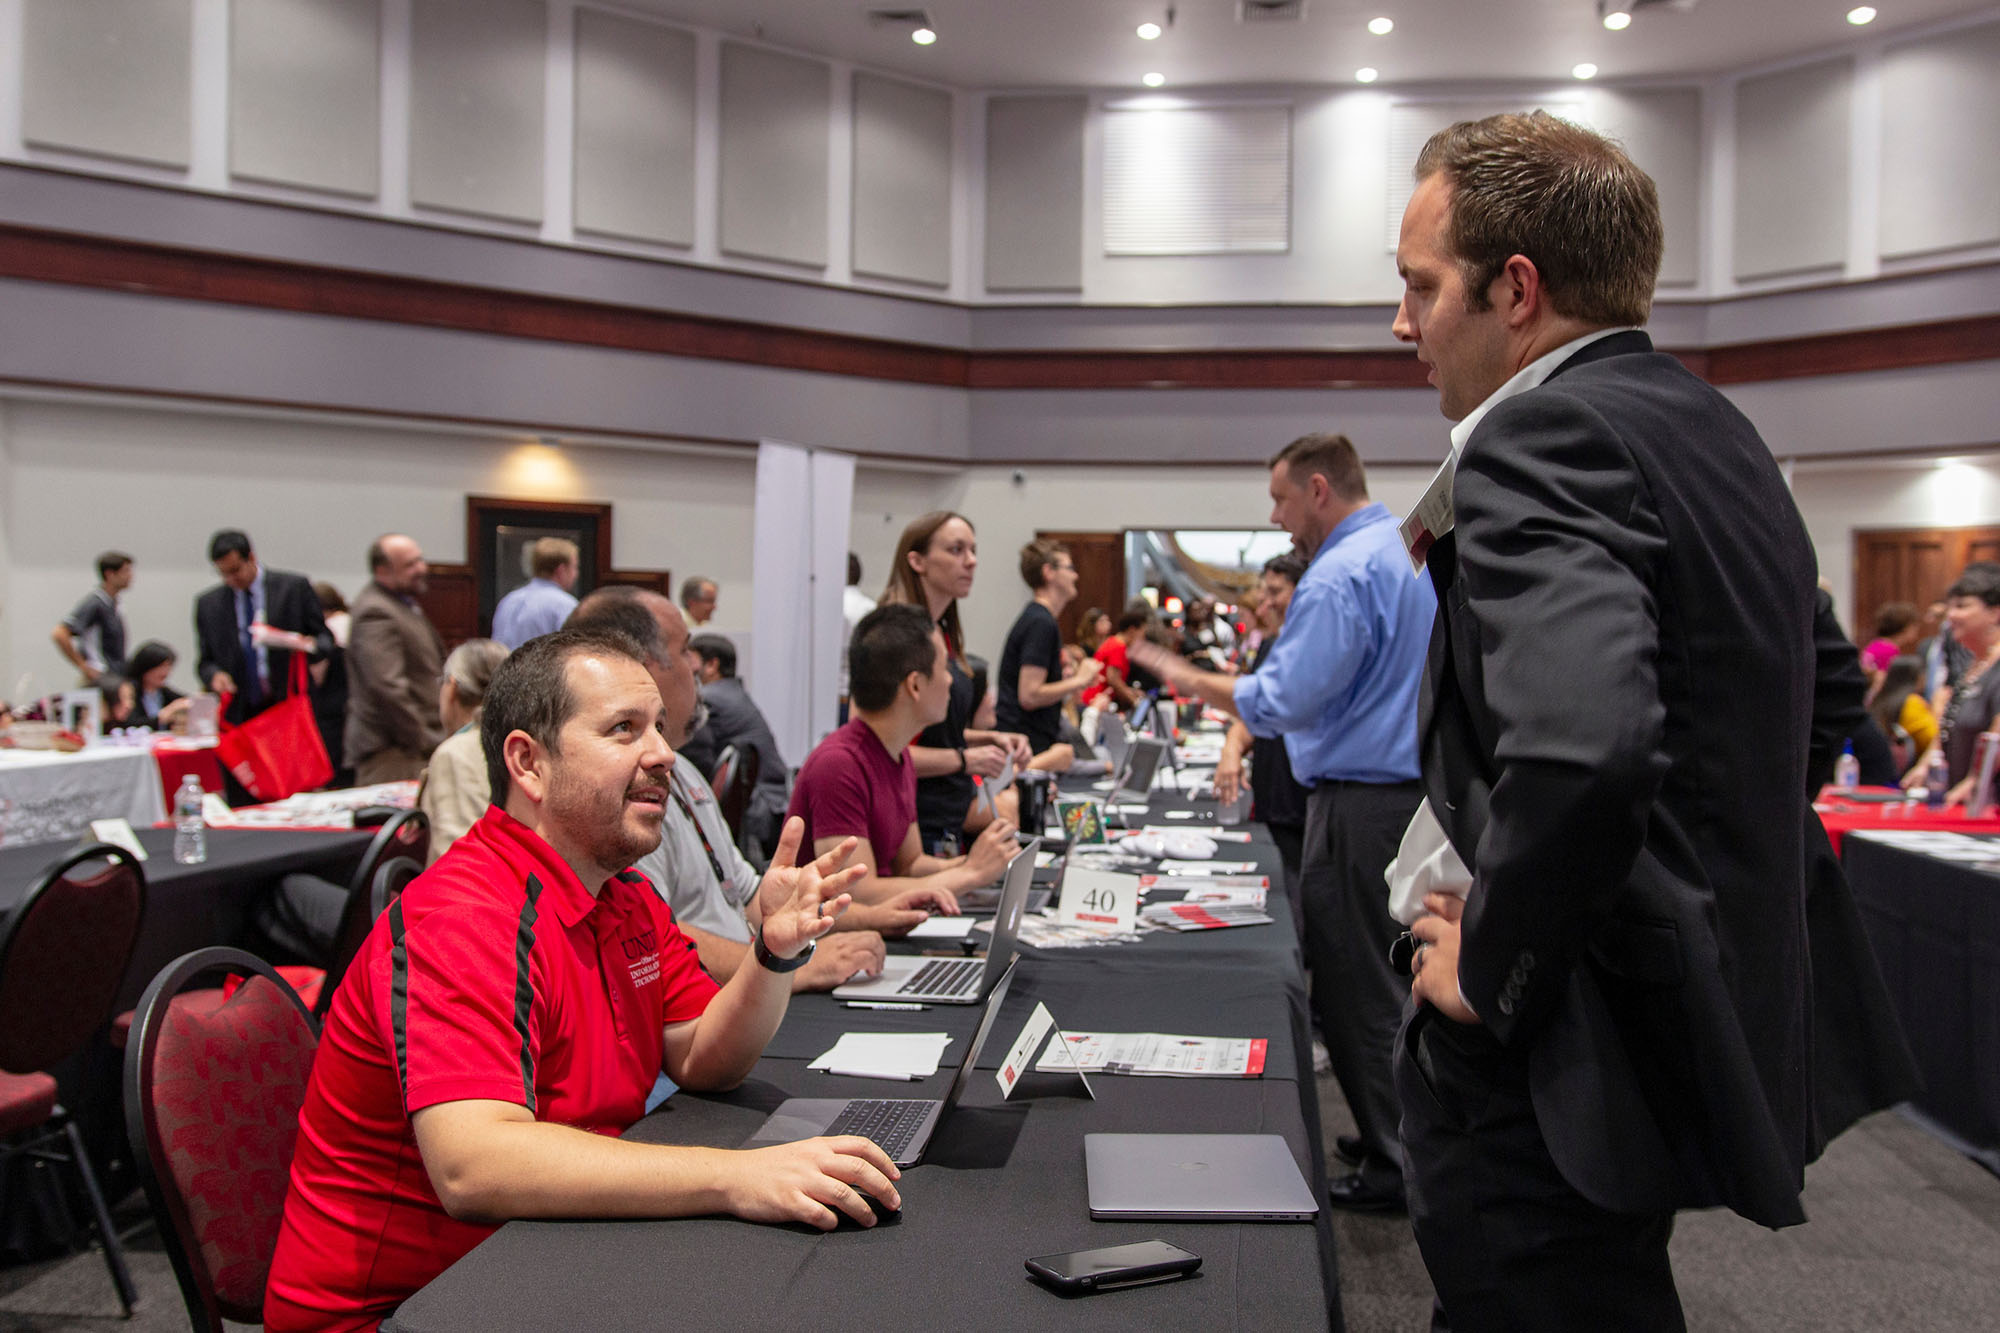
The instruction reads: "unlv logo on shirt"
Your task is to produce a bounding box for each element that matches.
[621,929,660,988]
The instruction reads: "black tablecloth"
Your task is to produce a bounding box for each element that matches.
[391,782,1341,1331]
[1844,832,2000,1150]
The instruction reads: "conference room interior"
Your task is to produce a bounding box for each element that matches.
[2,0,2000,1328]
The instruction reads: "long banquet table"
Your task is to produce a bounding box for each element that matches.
[390,785,1342,1332]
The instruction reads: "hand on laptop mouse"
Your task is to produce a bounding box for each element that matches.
[728,1137,902,1230]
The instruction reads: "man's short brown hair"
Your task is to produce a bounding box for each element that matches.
[480,628,648,800]
[1269,433,1368,503]
[1018,538,1070,591]
[530,537,578,579]
[1414,110,1663,328]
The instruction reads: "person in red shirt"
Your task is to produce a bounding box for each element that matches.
[266,628,899,1332]
[1080,606,1152,710]
[788,604,1016,909]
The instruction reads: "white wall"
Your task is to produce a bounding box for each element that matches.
[1793,456,2000,631]
[0,397,957,694]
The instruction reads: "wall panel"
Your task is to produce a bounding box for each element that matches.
[1734,57,1850,281]
[983,96,1085,292]
[230,0,381,198]
[21,0,192,168]
[1592,88,1702,288]
[1880,21,2000,259]
[851,73,952,288]
[409,0,545,223]
[573,8,696,247]
[718,43,830,268]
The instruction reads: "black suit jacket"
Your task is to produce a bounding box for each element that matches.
[1421,331,1833,1227]
[193,568,332,725]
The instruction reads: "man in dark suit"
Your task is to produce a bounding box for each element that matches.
[1390,112,1911,1328]
[194,529,332,727]
[681,633,789,859]
[345,534,446,784]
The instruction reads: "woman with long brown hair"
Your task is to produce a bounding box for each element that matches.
[881,511,1031,853]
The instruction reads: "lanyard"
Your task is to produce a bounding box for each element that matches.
[668,776,729,887]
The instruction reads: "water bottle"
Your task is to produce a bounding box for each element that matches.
[173,774,207,864]
[1925,753,1950,811]
[1833,741,1860,792]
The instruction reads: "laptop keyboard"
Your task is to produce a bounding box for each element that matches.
[899,957,983,998]
[826,1099,935,1159]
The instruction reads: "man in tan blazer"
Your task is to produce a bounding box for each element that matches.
[346,534,446,783]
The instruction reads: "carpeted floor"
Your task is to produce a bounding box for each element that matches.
[0,1077,1993,1332]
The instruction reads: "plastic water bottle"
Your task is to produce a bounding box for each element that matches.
[1834,741,1860,793]
[1925,753,1951,811]
[173,775,207,864]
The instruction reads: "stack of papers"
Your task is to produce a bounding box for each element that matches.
[1141,902,1274,932]
[1035,1032,1268,1078]
[987,914,1141,948]
[808,1032,953,1081]
[905,915,977,941]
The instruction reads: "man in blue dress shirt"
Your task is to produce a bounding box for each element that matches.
[491,538,581,649]
[1133,433,1435,1212]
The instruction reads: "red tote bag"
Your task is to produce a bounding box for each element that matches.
[215,653,332,801]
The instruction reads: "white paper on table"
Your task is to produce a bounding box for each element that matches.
[1033,850,1058,869]
[808,1032,952,1081]
[1158,860,1259,875]
[88,818,147,861]
[905,915,977,940]
[1138,826,1252,842]
[1034,1031,1265,1078]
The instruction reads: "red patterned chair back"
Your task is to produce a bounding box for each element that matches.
[123,948,319,1331]
[0,844,144,1074]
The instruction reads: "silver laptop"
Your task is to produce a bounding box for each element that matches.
[1096,710,1130,771]
[832,838,1038,1003]
[1093,735,1167,802]
[746,962,1020,1168]
[1085,1133,1321,1222]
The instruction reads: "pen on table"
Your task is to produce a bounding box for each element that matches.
[826,1069,921,1081]
[843,1001,930,1010]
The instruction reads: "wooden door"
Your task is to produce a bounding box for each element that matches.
[1854,526,2000,640]
[1038,530,1124,644]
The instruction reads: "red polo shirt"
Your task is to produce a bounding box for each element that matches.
[265,806,718,1332]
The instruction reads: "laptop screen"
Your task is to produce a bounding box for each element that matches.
[1115,737,1167,799]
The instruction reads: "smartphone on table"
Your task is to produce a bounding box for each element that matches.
[1025,1240,1201,1294]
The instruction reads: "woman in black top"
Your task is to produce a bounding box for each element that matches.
[124,639,189,731]
[881,511,1032,854]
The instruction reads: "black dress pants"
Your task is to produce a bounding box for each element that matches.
[1396,1003,1685,1333]
[1300,779,1422,1188]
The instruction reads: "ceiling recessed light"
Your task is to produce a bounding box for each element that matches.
[1846,6,1877,24]
[1367,16,1394,35]
[1142,71,1166,87]
[1137,21,1162,40]
[1355,67,1379,83]
[1572,62,1599,79]
[911,26,937,44]
[1603,9,1632,30]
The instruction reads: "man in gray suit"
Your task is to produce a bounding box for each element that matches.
[345,534,445,783]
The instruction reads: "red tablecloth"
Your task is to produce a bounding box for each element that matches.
[151,740,226,797]
[1815,788,2000,855]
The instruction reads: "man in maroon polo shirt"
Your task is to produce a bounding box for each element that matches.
[267,628,900,1332]
[788,604,1016,906]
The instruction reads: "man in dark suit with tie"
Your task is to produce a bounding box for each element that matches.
[194,529,332,727]
[1390,112,1912,1329]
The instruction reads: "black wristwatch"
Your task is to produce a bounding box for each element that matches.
[955,746,968,774]
[752,928,815,974]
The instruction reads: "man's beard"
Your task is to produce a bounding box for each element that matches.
[544,762,665,874]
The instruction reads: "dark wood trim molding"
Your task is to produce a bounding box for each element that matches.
[2,222,1994,392]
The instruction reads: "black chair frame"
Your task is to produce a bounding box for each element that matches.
[316,809,428,1017]
[123,947,319,1333]
[0,842,145,1316]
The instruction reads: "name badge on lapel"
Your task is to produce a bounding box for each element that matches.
[1401,456,1457,573]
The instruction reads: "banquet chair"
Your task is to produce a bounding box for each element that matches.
[309,809,427,1017]
[124,948,317,1333]
[711,744,760,848]
[0,842,145,1316]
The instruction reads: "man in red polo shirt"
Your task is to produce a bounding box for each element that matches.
[267,628,899,1332]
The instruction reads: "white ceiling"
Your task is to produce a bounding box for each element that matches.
[610,0,1994,90]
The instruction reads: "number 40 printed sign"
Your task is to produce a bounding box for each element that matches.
[1055,867,1140,934]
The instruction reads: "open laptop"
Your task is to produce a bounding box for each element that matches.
[1092,735,1167,801]
[1085,1133,1320,1221]
[1095,709,1130,772]
[747,962,1020,1167]
[831,837,1038,1003]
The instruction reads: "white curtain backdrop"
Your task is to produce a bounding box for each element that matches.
[750,440,855,768]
